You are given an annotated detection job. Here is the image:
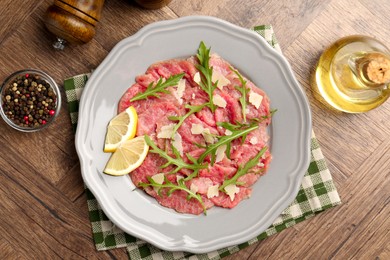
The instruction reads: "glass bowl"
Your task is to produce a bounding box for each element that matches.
[0,69,61,132]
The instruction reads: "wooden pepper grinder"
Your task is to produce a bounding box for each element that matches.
[44,0,105,50]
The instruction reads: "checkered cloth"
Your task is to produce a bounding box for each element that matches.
[64,25,341,259]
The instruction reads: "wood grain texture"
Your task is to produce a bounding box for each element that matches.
[0,0,45,44]
[0,0,388,259]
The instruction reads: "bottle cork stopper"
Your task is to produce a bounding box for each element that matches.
[357,53,390,84]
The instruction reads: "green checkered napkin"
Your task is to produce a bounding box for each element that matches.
[64,25,341,260]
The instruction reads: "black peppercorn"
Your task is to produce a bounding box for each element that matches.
[1,72,58,129]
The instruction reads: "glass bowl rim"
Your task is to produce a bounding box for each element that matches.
[0,68,61,132]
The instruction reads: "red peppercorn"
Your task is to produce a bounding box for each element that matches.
[2,72,57,129]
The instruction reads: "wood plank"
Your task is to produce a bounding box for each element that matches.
[0,124,78,184]
[330,137,390,259]
[324,159,349,188]
[247,225,305,259]
[0,169,94,258]
[0,138,102,258]
[333,198,389,259]
[0,237,25,260]
[0,0,45,44]
[358,0,390,30]
[56,162,85,202]
[94,0,178,52]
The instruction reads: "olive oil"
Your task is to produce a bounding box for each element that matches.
[314,35,390,113]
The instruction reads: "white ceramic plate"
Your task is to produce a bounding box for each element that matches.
[76,16,311,253]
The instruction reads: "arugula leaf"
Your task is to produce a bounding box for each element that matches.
[130,73,185,102]
[219,146,267,191]
[217,121,251,131]
[197,123,259,165]
[266,108,277,119]
[144,135,206,174]
[217,106,276,132]
[196,41,217,112]
[168,103,207,136]
[231,67,249,122]
[139,176,207,214]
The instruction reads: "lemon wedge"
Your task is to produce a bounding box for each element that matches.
[104,106,138,153]
[103,136,149,176]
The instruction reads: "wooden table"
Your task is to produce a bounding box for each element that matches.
[0,0,389,259]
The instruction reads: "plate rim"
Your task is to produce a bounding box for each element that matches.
[75,15,312,253]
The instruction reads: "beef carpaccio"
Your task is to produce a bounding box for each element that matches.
[118,48,273,215]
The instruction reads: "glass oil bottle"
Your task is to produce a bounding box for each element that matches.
[314,35,390,113]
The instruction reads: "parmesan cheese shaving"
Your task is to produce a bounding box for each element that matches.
[250,137,258,145]
[192,124,217,144]
[224,184,240,201]
[173,78,186,104]
[191,123,204,135]
[193,72,201,84]
[202,128,216,144]
[212,70,231,89]
[212,94,227,108]
[207,185,219,198]
[249,91,263,109]
[151,173,164,184]
[190,183,199,194]
[172,132,184,156]
[215,144,227,163]
[225,129,233,136]
[157,123,176,139]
